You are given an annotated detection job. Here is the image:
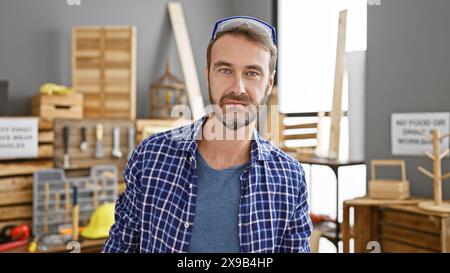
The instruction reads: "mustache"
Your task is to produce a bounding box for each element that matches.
[219,93,252,106]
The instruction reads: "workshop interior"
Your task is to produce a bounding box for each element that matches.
[0,0,449,253]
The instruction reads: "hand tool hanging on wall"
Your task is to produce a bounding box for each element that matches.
[44,183,50,234]
[64,183,71,224]
[94,124,104,159]
[72,186,79,241]
[127,127,135,159]
[63,126,70,168]
[93,177,99,209]
[112,127,123,158]
[80,126,88,152]
[55,192,60,211]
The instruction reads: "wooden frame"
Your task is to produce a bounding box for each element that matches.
[72,26,136,120]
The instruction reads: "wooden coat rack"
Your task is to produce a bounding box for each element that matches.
[417,128,450,212]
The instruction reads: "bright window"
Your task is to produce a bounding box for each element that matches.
[278,0,367,253]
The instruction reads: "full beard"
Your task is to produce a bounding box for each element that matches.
[208,84,271,131]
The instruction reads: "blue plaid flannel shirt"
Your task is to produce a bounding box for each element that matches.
[103,116,312,253]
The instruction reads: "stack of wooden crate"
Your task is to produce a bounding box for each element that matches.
[72,26,136,120]
[0,119,54,231]
[342,197,450,253]
[31,93,83,122]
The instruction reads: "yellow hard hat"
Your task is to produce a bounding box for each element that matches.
[81,202,115,239]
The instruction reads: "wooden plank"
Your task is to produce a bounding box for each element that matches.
[354,205,375,252]
[0,176,33,192]
[282,133,318,141]
[344,197,422,206]
[39,131,54,143]
[76,50,101,58]
[32,93,83,106]
[284,123,318,130]
[129,27,137,120]
[0,205,32,221]
[168,2,204,120]
[38,118,53,130]
[0,190,32,206]
[0,160,53,177]
[38,144,54,158]
[381,238,435,253]
[380,208,441,234]
[379,224,441,251]
[104,51,130,62]
[342,203,351,253]
[328,10,347,159]
[387,203,450,217]
[0,219,32,231]
[442,218,450,252]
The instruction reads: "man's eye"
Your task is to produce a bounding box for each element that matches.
[246,71,259,77]
[219,68,231,74]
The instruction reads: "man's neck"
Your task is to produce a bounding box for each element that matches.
[197,115,254,170]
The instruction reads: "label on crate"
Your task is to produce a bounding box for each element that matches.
[0,118,38,159]
[391,112,450,156]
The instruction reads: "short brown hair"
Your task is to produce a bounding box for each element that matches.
[206,24,277,75]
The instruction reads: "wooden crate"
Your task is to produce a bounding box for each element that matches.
[72,26,136,120]
[0,118,54,231]
[342,197,450,253]
[32,94,83,121]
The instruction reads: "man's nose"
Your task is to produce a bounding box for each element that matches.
[230,75,246,95]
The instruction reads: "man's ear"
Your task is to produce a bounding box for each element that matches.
[267,71,276,96]
[204,66,209,86]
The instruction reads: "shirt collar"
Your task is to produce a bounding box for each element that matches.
[173,115,273,162]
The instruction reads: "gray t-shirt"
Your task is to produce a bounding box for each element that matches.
[188,150,249,253]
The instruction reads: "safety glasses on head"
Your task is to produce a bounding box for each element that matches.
[211,16,277,45]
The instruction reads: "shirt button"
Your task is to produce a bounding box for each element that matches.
[188,184,192,189]
[184,223,189,228]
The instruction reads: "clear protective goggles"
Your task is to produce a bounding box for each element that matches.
[211,16,277,45]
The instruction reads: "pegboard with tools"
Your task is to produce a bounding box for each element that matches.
[53,119,135,170]
[32,165,118,239]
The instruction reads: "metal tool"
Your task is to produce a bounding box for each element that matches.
[64,183,70,224]
[94,124,104,158]
[55,192,60,211]
[44,183,50,234]
[127,126,135,159]
[80,126,88,152]
[112,127,123,158]
[93,177,99,209]
[63,126,70,168]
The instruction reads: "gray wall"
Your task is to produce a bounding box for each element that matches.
[0,0,260,118]
[0,0,273,118]
[367,0,450,198]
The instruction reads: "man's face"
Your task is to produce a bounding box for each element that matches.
[206,34,274,130]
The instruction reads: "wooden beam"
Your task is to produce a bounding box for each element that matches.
[328,10,347,159]
[0,160,53,177]
[168,2,205,120]
[0,205,32,221]
[0,176,33,192]
[0,190,32,206]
